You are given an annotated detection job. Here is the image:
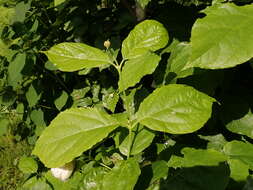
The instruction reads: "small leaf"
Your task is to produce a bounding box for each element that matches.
[32,108,119,168]
[54,91,69,110]
[168,148,227,168]
[122,20,169,59]
[102,158,141,190]
[119,125,155,156]
[151,160,168,183]
[55,0,66,6]
[164,42,193,83]
[8,53,26,88]
[227,159,249,182]
[136,84,215,134]
[188,3,253,69]
[119,52,160,92]
[26,82,42,107]
[102,92,119,112]
[18,156,38,174]
[223,140,253,169]
[44,42,111,72]
[30,109,46,127]
[136,0,151,9]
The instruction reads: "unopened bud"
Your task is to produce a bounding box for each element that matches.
[104,40,111,49]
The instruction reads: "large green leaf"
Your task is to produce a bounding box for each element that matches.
[121,20,169,59]
[119,52,160,92]
[136,84,215,134]
[168,148,227,168]
[32,108,118,168]
[223,140,253,169]
[44,42,111,72]
[102,158,141,190]
[188,3,253,69]
[119,125,155,156]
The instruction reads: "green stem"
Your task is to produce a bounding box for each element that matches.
[127,127,132,159]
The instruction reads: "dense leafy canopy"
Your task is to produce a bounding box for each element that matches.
[1,0,253,189]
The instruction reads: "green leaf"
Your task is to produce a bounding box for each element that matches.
[102,92,119,113]
[122,20,169,59]
[22,177,52,190]
[199,134,227,151]
[82,167,107,190]
[136,0,151,8]
[8,53,26,88]
[55,0,66,6]
[54,91,69,110]
[26,83,42,107]
[136,84,215,134]
[151,160,169,183]
[18,156,38,174]
[32,108,119,168]
[30,109,46,127]
[119,52,160,92]
[168,148,227,168]
[45,171,83,190]
[221,96,253,139]
[12,1,30,23]
[223,140,253,168]
[102,158,141,190]
[119,125,155,156]
[227,159,249,182]
[164,42,193,83]
[0,119,9,136]
[44,42,111,72]
[188,3,253,69]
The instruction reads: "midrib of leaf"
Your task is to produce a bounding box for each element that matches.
[42,123,117,145]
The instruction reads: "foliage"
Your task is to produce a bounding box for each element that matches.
[1,0,253,189]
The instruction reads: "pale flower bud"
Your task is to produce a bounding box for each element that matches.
[51,161,75,181]
[104,40,111,49]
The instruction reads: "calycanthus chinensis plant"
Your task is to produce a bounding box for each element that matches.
[32,20,215,184]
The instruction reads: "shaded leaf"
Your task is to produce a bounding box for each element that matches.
[119,125,155,156]
[168,148,227,168]
[119,52,160,92]
[18,156,38,174]
[54,91,69,111]
[227,159,249,182]
[223,140,253,168]
[102,158,141,190]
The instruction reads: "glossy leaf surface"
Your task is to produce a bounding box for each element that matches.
[119,52,160,92]
[188,3,253,69]
[122,20,168,59]
[102,158,141,190]
[119,125,155,156]
[44,42,111,72]
[33,108,118,167]
[136,84,215,134]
